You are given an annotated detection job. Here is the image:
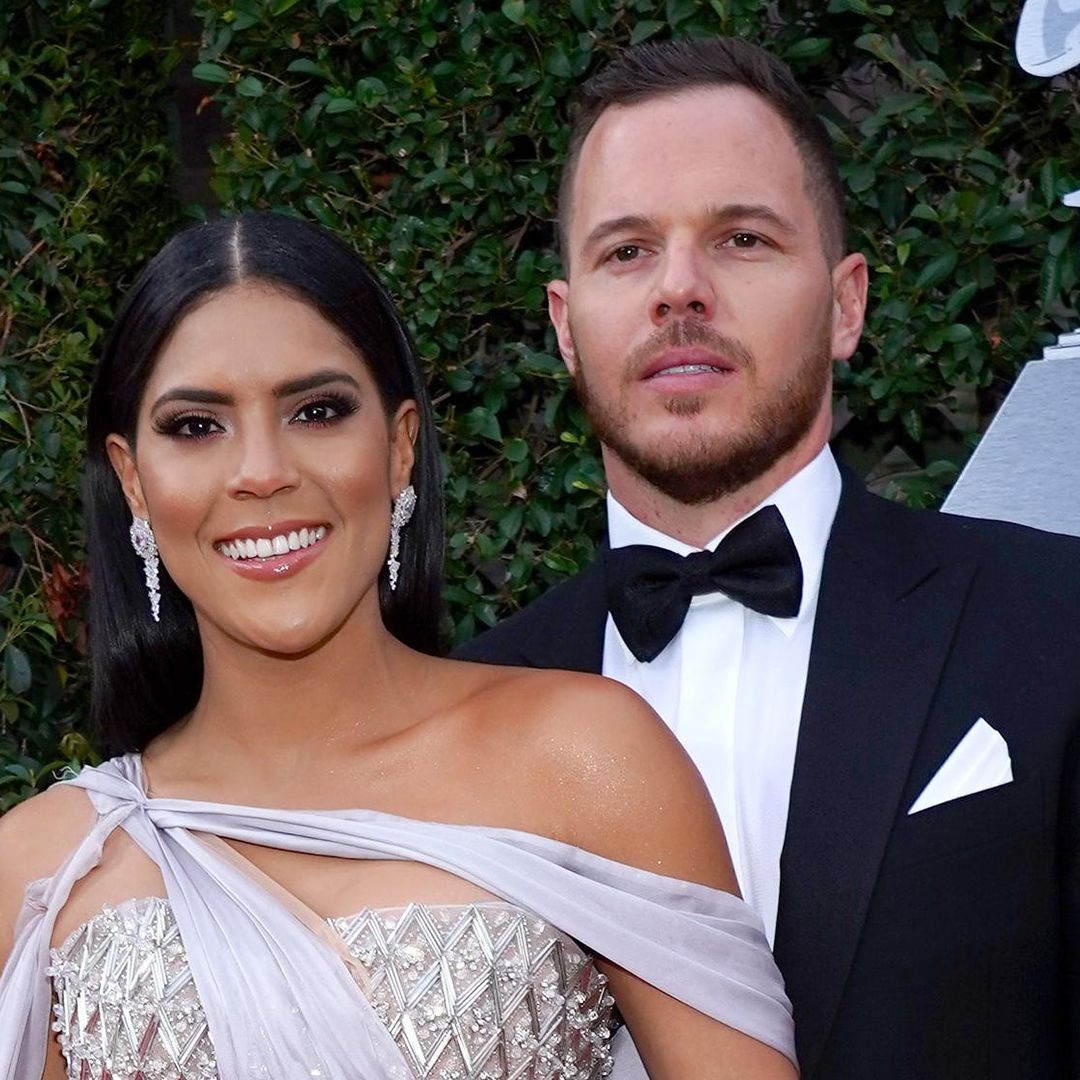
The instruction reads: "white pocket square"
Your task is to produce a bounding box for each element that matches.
[908,717,1013,815]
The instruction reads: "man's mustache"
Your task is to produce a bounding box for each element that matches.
[625,320,756,378]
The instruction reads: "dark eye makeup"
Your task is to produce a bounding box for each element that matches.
[288,391,360,427]
[152,390,361,441]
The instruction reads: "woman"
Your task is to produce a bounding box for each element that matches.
[0,213,796,1079]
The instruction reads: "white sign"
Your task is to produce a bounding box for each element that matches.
[1016,0,1080,76]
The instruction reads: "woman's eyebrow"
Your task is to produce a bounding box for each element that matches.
[149,369,363,413]
[273,369,362,398]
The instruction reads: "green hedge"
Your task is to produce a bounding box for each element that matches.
[0,1,182,806]
[1,0,1077,801]
[192,0,1079,636]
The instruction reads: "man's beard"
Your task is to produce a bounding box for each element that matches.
[571,317,833,506]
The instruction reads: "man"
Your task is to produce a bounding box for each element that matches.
[457,37,1080,1079]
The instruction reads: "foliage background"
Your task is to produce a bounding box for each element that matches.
[1,0,1077,805]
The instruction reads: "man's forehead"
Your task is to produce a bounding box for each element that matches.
[570,87,808,228]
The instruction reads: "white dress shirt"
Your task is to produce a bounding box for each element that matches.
[603,446,841,943]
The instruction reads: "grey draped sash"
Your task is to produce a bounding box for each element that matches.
[0,755,796,1078]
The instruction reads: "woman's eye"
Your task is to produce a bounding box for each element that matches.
[291,395,356,426]
[160,414,220,439]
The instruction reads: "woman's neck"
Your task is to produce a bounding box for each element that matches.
[147,611,429,797]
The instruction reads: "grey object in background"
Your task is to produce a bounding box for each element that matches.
[1016,0,1080,75]
[942,357,1080,534]
[942,3,1080,536]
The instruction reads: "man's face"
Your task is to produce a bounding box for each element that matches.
[548,86,866,505]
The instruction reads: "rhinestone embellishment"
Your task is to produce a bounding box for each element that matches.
[49,897,615,1079]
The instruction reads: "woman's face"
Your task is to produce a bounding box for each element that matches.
[107,282,417,655]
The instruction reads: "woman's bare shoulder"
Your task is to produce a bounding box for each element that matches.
[0,782,97,965]
[460,664,736,891]
[0,783,96,932]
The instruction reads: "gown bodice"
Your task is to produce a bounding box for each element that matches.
[47,896,614,1080]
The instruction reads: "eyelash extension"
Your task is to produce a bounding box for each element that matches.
[153,410,220,440]
[289,390,361,427]
[152,390,361,439]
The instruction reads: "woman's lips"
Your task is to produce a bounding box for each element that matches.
[214,525,331,579]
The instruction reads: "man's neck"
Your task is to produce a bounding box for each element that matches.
[604,434,830,548]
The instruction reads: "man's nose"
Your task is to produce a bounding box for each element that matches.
[650,246,716,326]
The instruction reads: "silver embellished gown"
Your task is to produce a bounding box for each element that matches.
[48,897,614,1080]
[0,756,796,1079]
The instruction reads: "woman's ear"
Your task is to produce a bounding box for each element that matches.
[105,434,149,520]
[389,400,419,496]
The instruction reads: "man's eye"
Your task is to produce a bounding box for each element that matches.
[726,232,762,249]
[610,245,642,263]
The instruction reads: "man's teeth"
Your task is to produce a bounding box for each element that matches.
[217,526,327,561]
[660,364,724,375]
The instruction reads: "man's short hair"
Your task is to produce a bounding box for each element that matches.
[557,37,847,268]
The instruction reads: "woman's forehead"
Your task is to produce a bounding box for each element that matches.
[144,283,371,400]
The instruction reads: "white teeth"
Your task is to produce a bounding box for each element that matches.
[216,527,329,562]
[663,364,723,375]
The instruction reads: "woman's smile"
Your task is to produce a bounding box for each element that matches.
[214,521,332,579]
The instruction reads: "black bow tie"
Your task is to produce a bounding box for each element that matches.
[604,505,803,663]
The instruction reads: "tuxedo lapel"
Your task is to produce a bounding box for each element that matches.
[507,557,608,673]
[774,478,976,1075]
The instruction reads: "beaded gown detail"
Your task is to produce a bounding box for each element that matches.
[48,897,614,1080]
[0,756,797,1079]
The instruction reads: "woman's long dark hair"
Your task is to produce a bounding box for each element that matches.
[85,212,444,756]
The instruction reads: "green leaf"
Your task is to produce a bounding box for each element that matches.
[3,645,31,695]
[944,281,978,319]
[501,0,526,24]
[569,0,594,24]
[504,438,529,462]
[1040,161,1058,206]
[272,0,305,13]
[236,75,265,98]
[785,38,831,61]
[192,62,230,85]
[325,96,358,115]
[940,323,973,343]
[630,21,664,45]
[912,139,965,161]
[287,58,330,78]
[545,47,573,79]
[1040,250,1062,310]
[914,250,958,290]
[498,504,524,538]
[902,409,923,443]
[844,163,876,194]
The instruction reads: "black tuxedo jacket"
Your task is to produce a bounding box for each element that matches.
[456,471,1080,1078]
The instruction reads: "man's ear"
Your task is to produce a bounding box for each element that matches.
[830,252,868,362]
[105,434,149,519]
[546,279,578,377]
[389,398,419,497]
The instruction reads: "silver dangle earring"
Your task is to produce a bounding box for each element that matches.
[129,516,161,622]
[387,485,416,592]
